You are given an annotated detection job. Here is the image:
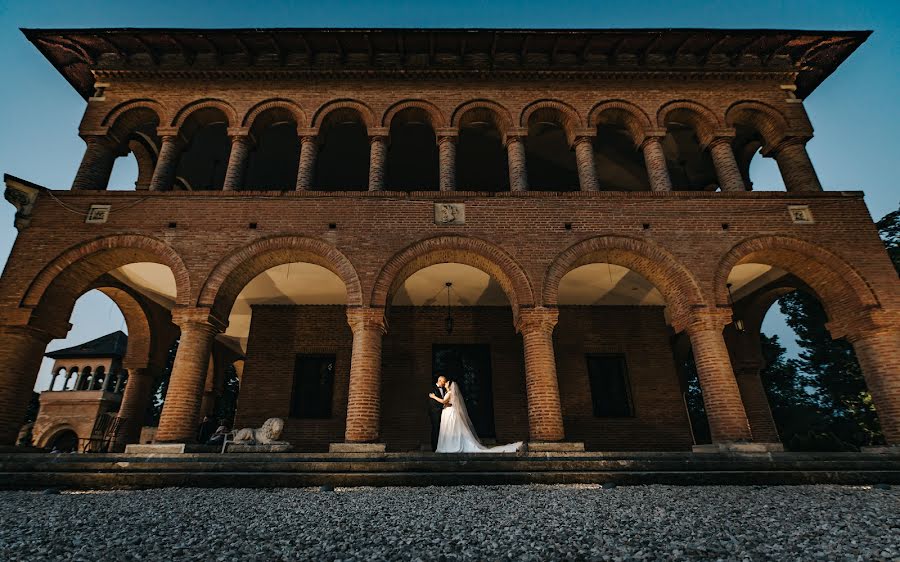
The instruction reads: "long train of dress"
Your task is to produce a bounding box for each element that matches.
[435,383,522,453]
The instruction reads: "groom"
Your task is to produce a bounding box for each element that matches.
[428,375,448,452]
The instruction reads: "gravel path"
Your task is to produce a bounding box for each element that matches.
[0,485,897,561]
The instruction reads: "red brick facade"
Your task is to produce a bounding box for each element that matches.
[1,28,897,451]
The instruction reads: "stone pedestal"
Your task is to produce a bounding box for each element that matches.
[692,442,784,454]
[225,443,293,453]
[329,442,386,453]
[125,443,188,454]
[527,441,585,453]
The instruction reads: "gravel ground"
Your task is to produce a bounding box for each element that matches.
[0,485,898,561]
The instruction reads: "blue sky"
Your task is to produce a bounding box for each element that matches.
[0,0,896,391]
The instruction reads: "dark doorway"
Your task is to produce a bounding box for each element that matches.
[290,354,336,419]
[49,429,78,452]
[432,344,496,438]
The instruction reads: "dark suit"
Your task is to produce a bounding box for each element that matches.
[428,384,447,451]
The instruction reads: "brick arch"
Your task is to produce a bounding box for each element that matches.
[714,235,881,334]
[657,100,722,145]
[171,98,238,129]
[95,286,153,369]
[451,99,514,135]
[36,424,78,449]
[22,234,192,335]
[725,100,790,150]
[101,99,167,127]
[382,99,446,129]
[371,235,535,317]
[311,99,377,129]
[588,100,653,146]
[241,98,308,129]
[520,99,583,141]
[542,235,705,330]
[198,236,364,322]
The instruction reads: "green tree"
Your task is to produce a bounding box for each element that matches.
[875,205,900,274]
[212,364,240,427]
[145,338,179,425]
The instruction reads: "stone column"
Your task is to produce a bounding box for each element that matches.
[116,367,154,445]
[572,136,599,192]
[113,370,126,394]
[0,326,52,445]
[71,136,119,191]
[847,328,900,445]
[48,371,59,392]
[707,135,746,192]
[344,308,387,443]
[155,310,222,443]
[296,132,319,191]
[63,370,73,391]
[517,308,565,442]
[73,369,85,392]
[733,360,780,443]
[505,131,528,192]
[223,131,253,191]
[149,133,181,191]
[640,134,673,192]
[684,311,752,443]
[368,128,389,192]
[101,369,112,392]
[769,138,823,192]
[437,130,457,192]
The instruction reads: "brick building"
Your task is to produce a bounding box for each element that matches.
[1,28,897,454]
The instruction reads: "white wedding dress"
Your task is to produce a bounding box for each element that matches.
[435,382,523,453]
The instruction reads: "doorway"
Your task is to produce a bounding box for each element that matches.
[432,344,496,438]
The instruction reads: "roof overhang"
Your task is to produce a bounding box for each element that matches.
[22,28,870,100]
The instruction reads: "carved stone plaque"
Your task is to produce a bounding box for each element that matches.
[434,203,465,225]
[787,205,814,224]
[85,204,112,224]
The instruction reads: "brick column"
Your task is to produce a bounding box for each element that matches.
[296,134,318,191]
[847,328,900,445]
[113,370,125,393]
[707,136,746,192]
[640,135,673,192]
[770,138,823,192]
[438,132,457,192]
[149,133,181,191]
[155,311,222,443]
[0,326,52,445]
[63,370,74,390]
[71,136,119,190]
[733,360,780,443]
[368,129,388,191]
[116,367,154,445]
[685,311,752,443]
[74,369,85,391]
[101,369,113,392]
[517,308,565,442]
[505,132,528,192]
[344,308,387,443]
[223,132,253,191]
[48,371,59,391]
[573,136,599,192]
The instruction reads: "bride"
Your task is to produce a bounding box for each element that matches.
[429,380,523,453]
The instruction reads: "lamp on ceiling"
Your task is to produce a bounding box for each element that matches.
[445,282,454,335]
[726,283,745,332]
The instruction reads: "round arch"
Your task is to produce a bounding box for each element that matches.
[171,99,239,129]
[371,236,535,317]
[451,99,514,136]
[198,235,364,322]
[714,235,881,335]
[520,99,582,142]
[311,99,377,129]
[37,425,78,449]
[542,235,706,328]
[382,99,446,129]
[101,99,168,130]
[588,100,653,146]
[725,100,790,151]
[242,98,308,129]
[94,285,154,369]
[21,234,191,334]
[656,100,722,144]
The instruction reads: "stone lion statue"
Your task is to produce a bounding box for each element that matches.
[232,417,288,445]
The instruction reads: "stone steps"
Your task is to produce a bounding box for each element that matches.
[1,451,897,489]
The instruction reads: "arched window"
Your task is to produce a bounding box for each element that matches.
[315,108,370,190]
[386,107,439,191]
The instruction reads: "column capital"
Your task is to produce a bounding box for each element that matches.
[346,307,388,335]
[502,127,529,146]
[676,307,734,335]
[155,127,181,138]
[830,309,900,342]
[368,127,389,139]
[515,307,559,334]
[571,135,594,148]
[296,126,319,138]
[699,129,737,152]
[636,129,667,149]
[226,128,255,144]
[760,135,812,158]
[435,127,459,139]
[170,307,227,333]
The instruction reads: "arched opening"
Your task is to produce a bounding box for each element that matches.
[383,262,527,451]
[732,129,786,192]
[456,108,508,191]
[47,429,78,452]
[174,107,232,190]
[712,262,884,451]
[386,107,439,190]
[106,106,161,190]
[554,262,693,450]
[525,108,578,191]
[315,108,370,190]
[593,123,650,191]
[661,108,717,191]
[244,107,301,190]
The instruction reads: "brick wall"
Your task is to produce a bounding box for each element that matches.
[237,304,691,452]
